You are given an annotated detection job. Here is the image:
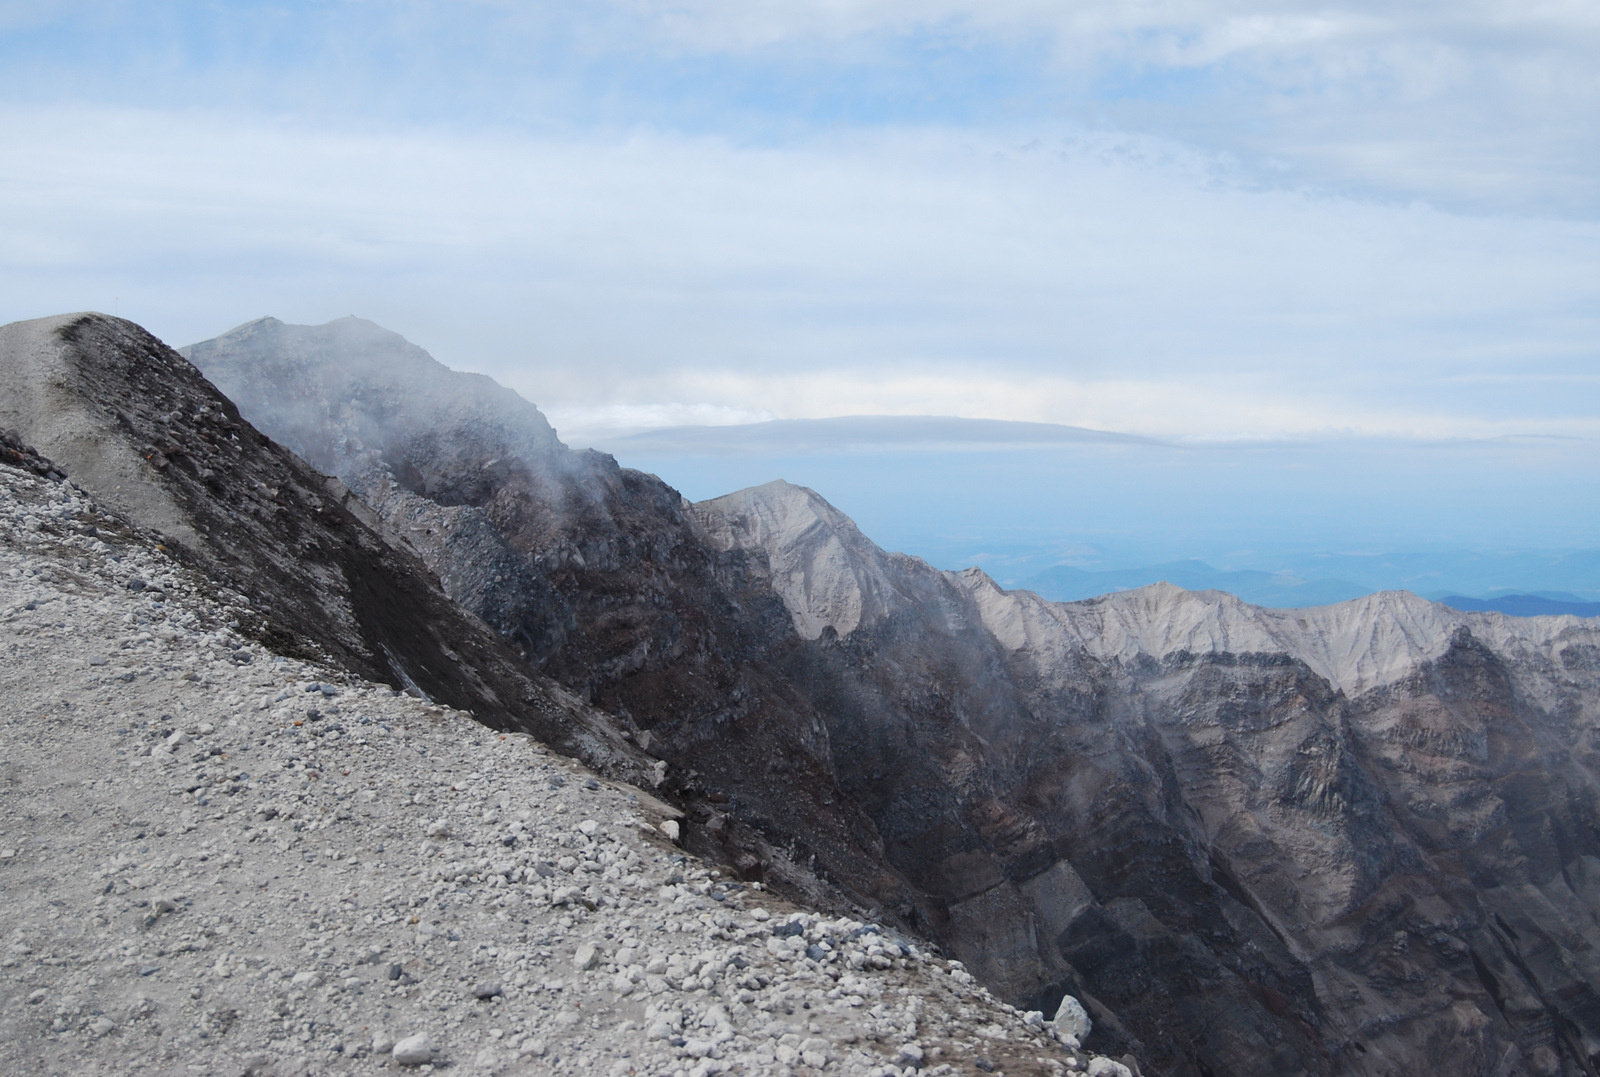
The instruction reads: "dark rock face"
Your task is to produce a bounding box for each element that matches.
[0,313,649,779]
[186,315,1600,1077]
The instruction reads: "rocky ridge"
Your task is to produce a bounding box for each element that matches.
[181,314,1600,1077]
[0,451,1128,1076]
[705,478,1594,698]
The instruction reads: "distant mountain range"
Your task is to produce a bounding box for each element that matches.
[1021,563,1600,617]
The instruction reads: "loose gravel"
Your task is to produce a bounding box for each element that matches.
[0,462,1127,1077]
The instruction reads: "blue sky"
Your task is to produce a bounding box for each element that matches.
[2,2,1598,593]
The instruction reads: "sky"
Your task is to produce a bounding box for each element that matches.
[2,1,1598,595]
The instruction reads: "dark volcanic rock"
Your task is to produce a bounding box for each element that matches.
[0,429,65,481]
[187,314,1600,1077]
[0,312,648,779]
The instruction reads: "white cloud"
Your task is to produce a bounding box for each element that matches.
[618,0,1600,212]
[1,103,1597,442]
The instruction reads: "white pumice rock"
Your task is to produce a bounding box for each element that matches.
[1053,992,1093,1043]
[391,1031,434,1066]
[0,463,1131,1077]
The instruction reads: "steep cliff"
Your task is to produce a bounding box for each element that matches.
[187,315,1600,1077]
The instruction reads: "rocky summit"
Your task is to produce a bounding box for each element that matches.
[6,311,1600,1076]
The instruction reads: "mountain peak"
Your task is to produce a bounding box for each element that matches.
[694,479,906,640]
[183,316,562,483]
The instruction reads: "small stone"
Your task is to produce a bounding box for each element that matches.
[659,819,680,843]
[573,943,599,971]
[577,819,599,835]
[897,1043,925,1065]
[426,820,450,838]
[89,1016,116,1037]
[472,981,502,999]
[1087,1059,1133,1077]
[371,1031,395,1055]
[391,1032,434,1066]
[749,908,771,922]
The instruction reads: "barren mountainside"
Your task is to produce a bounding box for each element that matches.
[161,313,1600,1076]
[1,436,1127,1077]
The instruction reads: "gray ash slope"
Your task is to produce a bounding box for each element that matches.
[0,457,1118,1077]
[187,314,1600,1077]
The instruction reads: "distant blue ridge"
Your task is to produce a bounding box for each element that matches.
[1437,594,1600,618]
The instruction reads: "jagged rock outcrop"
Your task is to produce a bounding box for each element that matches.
[0,313,649,779]
[186,315,1600,1077]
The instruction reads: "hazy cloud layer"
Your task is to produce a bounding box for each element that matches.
[4,103,1598,442]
